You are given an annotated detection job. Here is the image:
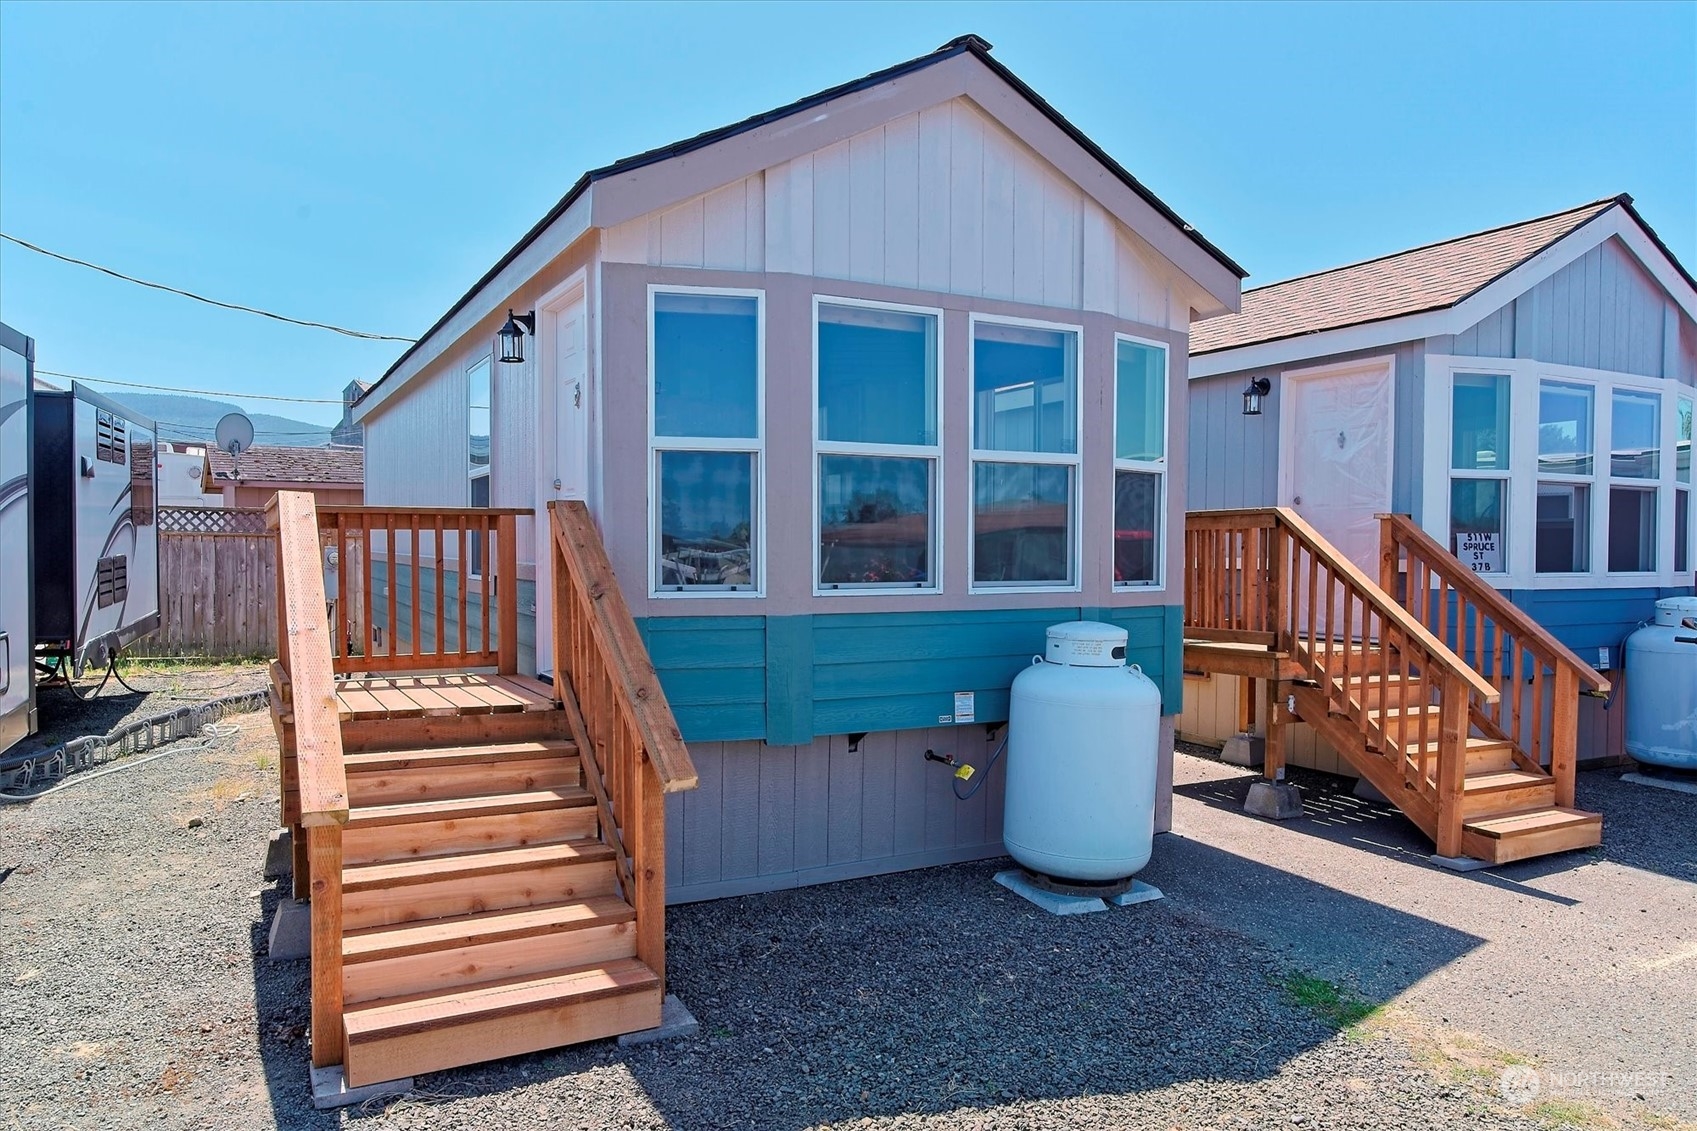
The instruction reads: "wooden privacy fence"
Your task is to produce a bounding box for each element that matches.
[139,507,277,658]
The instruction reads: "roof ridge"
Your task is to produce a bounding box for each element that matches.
[1238,194,1628,297]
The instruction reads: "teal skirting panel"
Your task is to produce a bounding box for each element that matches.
[634,606,1183,746]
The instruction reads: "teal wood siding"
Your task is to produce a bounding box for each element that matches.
[634,606,1182,745]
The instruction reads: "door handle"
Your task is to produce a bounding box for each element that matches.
[1293,495,1303,505]
[0,631,9,695]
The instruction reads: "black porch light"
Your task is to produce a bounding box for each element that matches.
[498,309,536,364]
[1242,376,1271,416]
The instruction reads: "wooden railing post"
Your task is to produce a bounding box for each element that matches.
[1551,666,1578,808]
[307,823,344,1068]
[497,513,519,675]
[1378,515,1398,607]
[1435,671,1469,858]
[633,758,666,992]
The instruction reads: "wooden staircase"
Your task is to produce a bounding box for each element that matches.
[1184,508,1608,865]
[268,495,696,1089]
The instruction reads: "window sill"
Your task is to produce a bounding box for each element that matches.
[649,589,766,600]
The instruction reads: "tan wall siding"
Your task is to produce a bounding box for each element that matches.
[603,98,1183,329]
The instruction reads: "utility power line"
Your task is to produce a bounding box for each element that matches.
[36,369,346,405]
[1,232,416,342]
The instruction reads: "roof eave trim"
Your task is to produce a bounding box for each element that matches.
[1191,204,1697,379]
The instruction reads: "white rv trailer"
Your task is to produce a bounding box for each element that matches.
[30,381,161,675]
[0,322,35,756]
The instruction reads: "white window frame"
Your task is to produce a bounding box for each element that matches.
[646,284,766,599]
[467,353,493,581]
[811,294,944,596]
[1112,332,1169,592]
[1530,377,1597,581]
[1677,395,1694,577]
[967,312,1085,595]
[1424,354,1692,588]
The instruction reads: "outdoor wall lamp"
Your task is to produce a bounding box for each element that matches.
[1242,376,1271,416]
[498,309,536,364]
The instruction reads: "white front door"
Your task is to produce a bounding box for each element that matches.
[1280,359,1396,576]
[549,293,590,503]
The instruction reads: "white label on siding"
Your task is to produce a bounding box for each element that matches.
[953,691,976,724]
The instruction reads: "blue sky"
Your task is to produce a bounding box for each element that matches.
[1,1,1692,430]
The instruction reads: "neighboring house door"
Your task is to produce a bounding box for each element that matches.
[1278,357,1396,588]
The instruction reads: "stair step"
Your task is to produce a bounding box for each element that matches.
[342,958,663,1087]
[345,895,634,963]
[345,741,581,805]
[341,839,620,930]
[345,740,579,774]
[342,790,597,866]
[1463,769,1552,793]
[341,896,638,1005]
[347,789,594,830]
[1340,673,1427,709]
[1462,807,1602,864]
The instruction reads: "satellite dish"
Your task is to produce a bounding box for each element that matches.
[215,412,255,478]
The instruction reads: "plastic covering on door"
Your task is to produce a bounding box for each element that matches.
[1292,367,1394,575]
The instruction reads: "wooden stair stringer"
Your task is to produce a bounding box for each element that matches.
[1288,682,1438,839]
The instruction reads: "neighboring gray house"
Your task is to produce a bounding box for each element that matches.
[1183,195,1697,764]
[352,36,1245,901]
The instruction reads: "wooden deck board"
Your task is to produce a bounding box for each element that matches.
[331,673,551,720]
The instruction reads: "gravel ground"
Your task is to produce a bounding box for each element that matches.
[1,682,1690,1130]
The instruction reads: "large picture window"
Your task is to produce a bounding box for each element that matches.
[970,317,1080,590]
[1431,357,1692,585]
[1113,336,1167,588]
[1450,372,1510,572]
[1535,380,1593,573]
[815,300,940,591]
[650,290,762,594]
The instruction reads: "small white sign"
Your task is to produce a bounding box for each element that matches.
[1454,530,1502,574]
[952,691,976,724]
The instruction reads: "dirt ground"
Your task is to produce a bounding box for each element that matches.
[1,666,1692,1130]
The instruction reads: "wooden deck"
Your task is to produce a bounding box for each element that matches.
[268,496,696,1089]
[330,673,558,720]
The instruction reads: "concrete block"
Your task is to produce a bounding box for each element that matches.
[1429,854,1492,873]
[617,994,700,1047]
[1244,780,1304,820]
[310,1064,411,1110]
[1106,880,1164,907]
[1622,771,1697,796]
[1221,733,1265,768]
[993,869,1108,915]
[1352,777,1390,804]
[263,828,292,880]
[268,898,311,962]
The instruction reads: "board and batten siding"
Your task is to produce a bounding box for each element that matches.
[1445,236,1697,382]
[636,606,1181,747]
[665,714,1178,903]
[1186,342,1426,518]
[602,98,1185,329]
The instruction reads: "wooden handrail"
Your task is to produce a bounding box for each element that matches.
[268,490,347,1070]
[551,501,698,793]
[1277,508,1499,704]
[313,505,530,676]
[1381,513,1607,807]
[549,500,696,997]
[1380,514,1610,692]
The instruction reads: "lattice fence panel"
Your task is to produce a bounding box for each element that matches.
[157,506,270,535]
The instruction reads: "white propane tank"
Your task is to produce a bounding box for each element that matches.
[1003,621,1162,882]
[1625,596,1697,770]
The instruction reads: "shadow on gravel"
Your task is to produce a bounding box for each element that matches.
[612,855,1485,1130]
[1179,757,1695,890]
[247,884,349,1129]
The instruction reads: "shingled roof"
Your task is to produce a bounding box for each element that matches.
[206,445,364,485]
[1191,196,1628,356]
